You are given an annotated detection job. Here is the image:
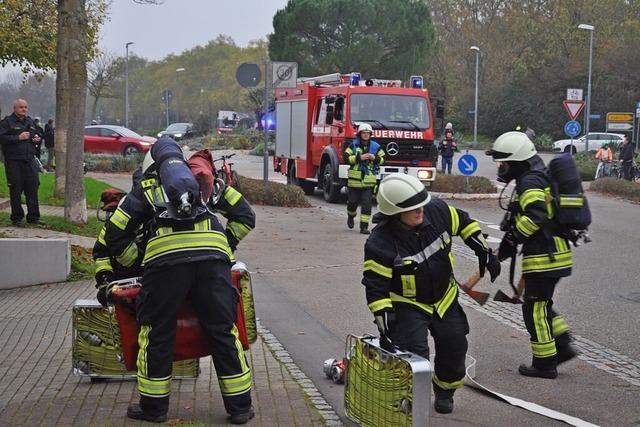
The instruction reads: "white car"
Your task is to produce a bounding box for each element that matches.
[552,132,625,154]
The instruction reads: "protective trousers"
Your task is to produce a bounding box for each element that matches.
[347,186,372,228]
[522,276,572,370]
[4,159,40,223]
[136,260,252,417]
[391,301,469,398]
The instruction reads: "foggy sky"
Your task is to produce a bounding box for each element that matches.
[0,0,289,79]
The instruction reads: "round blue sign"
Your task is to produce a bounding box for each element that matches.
[458,154,478,176]
[564,120,582,138]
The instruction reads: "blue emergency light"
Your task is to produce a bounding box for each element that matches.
[410,75,424,88]
[350,72,361,86]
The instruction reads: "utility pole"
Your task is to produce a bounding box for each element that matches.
[578,24,595,152]
[470,46,480,147]
[125,41,134,128]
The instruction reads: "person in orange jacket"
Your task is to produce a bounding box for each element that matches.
[594,144,613,177]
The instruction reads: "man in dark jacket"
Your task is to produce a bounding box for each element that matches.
[33,117,45,160]
[44,118,55,171]
[0,99,43,226]
[362,173,500,414]
[487,131,578,379]
[619,135,635,181]
[438,129,457,174]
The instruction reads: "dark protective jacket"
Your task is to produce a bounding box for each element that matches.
[619,143,634,163]
[509,156,572,277]
[93,176,255,278]
[438,137,457,158]
[0,113,38,160]
[362,198,486,318]
[44,123,55,148]
[344,138,385,188]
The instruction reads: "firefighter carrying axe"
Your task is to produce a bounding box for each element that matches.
[493,256,524,304]
[457,272,490,305]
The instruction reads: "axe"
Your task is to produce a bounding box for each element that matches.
[494,275,524,304]
[457,272,490,306]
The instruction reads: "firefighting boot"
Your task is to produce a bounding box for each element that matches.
[433,384,454,414]
[360,223,370,235]
[556,333,578,365]
[126,403,167,423]
[347,215,355,229]
[228,407,255,425]
[518,364,558,379]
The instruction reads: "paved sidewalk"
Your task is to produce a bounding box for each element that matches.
[0,280,327,426]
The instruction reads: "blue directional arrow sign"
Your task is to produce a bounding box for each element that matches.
[564,120,581,138]
[458,153,478,176]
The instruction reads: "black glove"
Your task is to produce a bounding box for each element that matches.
[374,309,395,337]
[498,233,518,261]
[467,232,490,277]
[486,249,501,283]
[95,271,114,307]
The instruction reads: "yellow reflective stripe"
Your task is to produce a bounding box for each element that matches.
[533,301,552,342]
[219,370,252,396]
[108,207,130,231]
[94,257,112,274]
[228,221,251,241]
[519,189,546,210]
[348,169,362,179]
[144,230,232,263]
[448,206,460,235]
[448,251,455,269]
[143,188,155,206]
[363,259,393,278]
[368,298,392,313]
[390,292,434,315]
[115,242,138,267]
[432,374,464,390]
[347,209,357,216]
[522,251,572,273]
[348,155,357,165]
[224,186,242,206]
[360,214,371,223]
[138,374,172,397]
[434,280,458,318]
[377,151,385,165]
[401,274,416,298]
[157,226,172,236]
[545,188,554,218]
[193,218,210,232]
[554,236,569,253]
[348,179,364,188]
[137,325,151,377]
[460,222,481,240]
[516,215,540,237]
[558,195,584,207]
[141,178,155,188]
[97,227,106,246]
[552,316,570,336]
[531,339,557,358]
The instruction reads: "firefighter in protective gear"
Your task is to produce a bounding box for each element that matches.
[92,142,256,424]
[487,131,577,379]
[344,123,385,234]
[362,174,500,414]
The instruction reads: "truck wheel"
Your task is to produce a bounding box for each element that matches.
[322,163,341,203]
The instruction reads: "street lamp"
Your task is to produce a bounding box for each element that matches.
[578,24,594,152]
[125,41,134,128]
[175,67,185,123]
[470,46,480,147]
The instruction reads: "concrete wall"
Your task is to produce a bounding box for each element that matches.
[0,238,70,289]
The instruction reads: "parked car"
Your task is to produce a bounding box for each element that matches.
[84,125,156,156]
[552,132,625,154]
[157,123,195,140]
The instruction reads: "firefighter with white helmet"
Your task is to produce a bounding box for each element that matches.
[344,123,385,234]
[487,131,577,379]
[362,173,500,414]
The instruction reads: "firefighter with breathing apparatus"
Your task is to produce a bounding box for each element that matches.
[486,131,578,379]
[344,123,385,234]
[92,137,256,424]
[361,173,500,414]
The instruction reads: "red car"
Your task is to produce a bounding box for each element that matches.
[84,125,156,156]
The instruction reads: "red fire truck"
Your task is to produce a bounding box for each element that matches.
[273,72,443,202]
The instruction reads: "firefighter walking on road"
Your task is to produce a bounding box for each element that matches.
[361,174,500,414]
[344,123,385,234]
[92,138,256,424]
[486,132,578,379]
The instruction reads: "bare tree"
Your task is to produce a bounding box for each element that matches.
[87,51,119,121]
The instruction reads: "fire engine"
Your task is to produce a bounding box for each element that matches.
[273,72,443,202]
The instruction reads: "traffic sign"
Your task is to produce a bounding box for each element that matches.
[458,154,478,176]
[564,120,581,138]
[563,100,585,120]
[566,88,583,101]
[272,62,298,88]
[607,113,634,122]
[236,63,262,88]
[608,123,633,131]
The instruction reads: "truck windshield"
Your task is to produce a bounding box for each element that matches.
[350,94,430,130]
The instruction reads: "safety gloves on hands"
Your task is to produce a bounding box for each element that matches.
[95,271,114,307]
[498,232,519,261]
[374,309,396,352]
[486,249,501,282]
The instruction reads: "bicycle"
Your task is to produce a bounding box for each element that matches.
[594,160,612,179]
[213,153,240,190]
